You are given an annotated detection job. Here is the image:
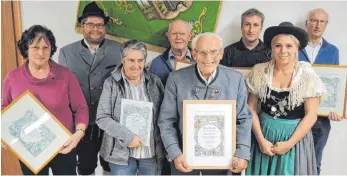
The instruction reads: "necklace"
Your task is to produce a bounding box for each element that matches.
[267,94,289,119]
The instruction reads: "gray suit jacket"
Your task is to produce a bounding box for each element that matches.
[58,39,121,124]
[158,64,252,161]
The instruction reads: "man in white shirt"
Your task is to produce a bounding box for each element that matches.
[298,8,342,175]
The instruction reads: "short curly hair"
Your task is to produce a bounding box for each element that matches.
[17,25,57,59]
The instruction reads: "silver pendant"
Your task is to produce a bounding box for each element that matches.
[271,106,277,112]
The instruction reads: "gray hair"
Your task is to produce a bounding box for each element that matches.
[241,8,265,27]
[306,8,329,22]
[168,20,192,32]
[191,32,223,50]
[120,40,147,60]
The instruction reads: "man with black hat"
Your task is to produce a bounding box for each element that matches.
[58,1,121,175]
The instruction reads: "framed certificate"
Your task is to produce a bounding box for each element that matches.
[174,60,194,71]
[183,100,236,169]
[232,67,252,79]
[312,64,347,118]
[1,90,71,174]
[120,99,153,146]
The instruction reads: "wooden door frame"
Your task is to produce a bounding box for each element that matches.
[1,1,23,175]
[12,1,24,65]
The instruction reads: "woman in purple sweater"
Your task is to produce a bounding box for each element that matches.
[2,25,89,175]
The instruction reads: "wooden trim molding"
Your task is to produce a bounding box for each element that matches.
[1,1,23,175]
[12,1,24,65]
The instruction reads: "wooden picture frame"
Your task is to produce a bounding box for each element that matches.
[231,67,252,79]
[183,100,236,169]
[312,64,347,118]
[1,90,71,174]
[174,60,194,71]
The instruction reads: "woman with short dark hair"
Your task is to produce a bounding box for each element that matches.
[2,25,88,175]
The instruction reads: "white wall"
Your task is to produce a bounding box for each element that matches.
[21,1,347,175]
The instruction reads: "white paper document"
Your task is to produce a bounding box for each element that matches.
[120,99,153,146]
[194,111,225,157]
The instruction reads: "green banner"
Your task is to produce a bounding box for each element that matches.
[76,1,222,52]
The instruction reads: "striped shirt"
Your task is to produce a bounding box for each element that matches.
[221,38,271,67]
[121,69,155,159]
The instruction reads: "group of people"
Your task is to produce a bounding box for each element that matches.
[2,1,343,175]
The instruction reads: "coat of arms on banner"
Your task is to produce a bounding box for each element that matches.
[75,0,222,52]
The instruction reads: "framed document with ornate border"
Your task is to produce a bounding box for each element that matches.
[312,64,347,118]
[183,100,236,169]
[174,60,194,71]
[1,90,71,174]
[120,99,153,146]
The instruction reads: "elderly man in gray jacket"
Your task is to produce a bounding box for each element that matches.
[158,32,252,175]
[96,40,165,175]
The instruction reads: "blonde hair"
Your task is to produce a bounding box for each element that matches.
[271,34,300,49]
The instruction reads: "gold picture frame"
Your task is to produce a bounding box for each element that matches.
[183,100,236,169]
[1,90,71,174]
[312,64,347,118]
[174,60,194,71]
[231,67,252,79]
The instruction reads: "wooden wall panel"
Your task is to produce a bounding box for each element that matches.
[13,1,24,65]
[1,1,23,175]
[1,1,18,84]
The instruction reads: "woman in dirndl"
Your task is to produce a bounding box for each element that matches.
[245,22,326,175]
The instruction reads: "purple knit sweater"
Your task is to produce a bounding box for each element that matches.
[2,60,89,133]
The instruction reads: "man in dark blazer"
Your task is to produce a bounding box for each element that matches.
[58,2,121,175]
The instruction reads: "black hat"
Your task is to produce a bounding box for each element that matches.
[264,22,308,50]
[78,2,110,24]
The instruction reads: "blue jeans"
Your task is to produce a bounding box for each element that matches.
[110,157,160,175]
[312,117,331,174]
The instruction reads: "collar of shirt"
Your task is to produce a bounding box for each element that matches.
[197,66,217,85]
[121,67,145,86]
[22,59,58,84]
[237,38,264,52]
[307,38,323,47]
[84,38,100,55]
[305,38,323,63]
[168,48,192,61]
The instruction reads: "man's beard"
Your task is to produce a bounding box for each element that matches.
[85,33,105,45]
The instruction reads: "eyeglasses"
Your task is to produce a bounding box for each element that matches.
[84,23,105,29]
[308,19,328,26]
[194,49,222,58]
[169,32,188,38]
